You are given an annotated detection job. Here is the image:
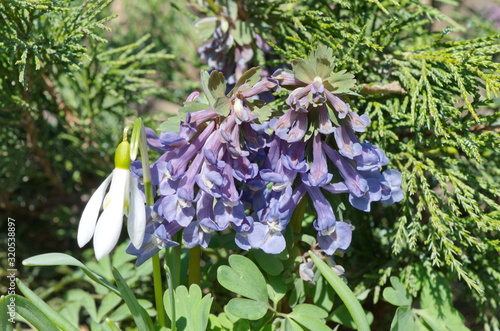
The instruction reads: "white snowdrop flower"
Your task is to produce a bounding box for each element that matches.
[77,140,146,260]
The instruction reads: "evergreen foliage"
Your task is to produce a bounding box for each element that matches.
[0,0,172,232]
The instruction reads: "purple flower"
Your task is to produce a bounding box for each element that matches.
[299,259,316,284]
[220,115,250,158]
[348,178,382,212]
[380,169,404,204]
[310,77,326,105]
[145,127,169,152]
[281,140,308,173]
[214,199,246,229]
[286,85,312,111]
[159,132,188,150]
[234,216,255,251]
[323,142,368,198]
[196,164,225,199]
[348,111,371,133]
[317,221,353,255]
[318,105,335,134]
[324,91,350,119]
[302,134,333,187]
[152,121,217,195]
[183,216,224,249]
[154,192,195,227]
[353,142,389,172]
[185,108,218,128]
[126,221,181,267]
[270,109,308,143]
[305,185,336,231]
[260,137,298,191]
[247,209,287,255]
[334,125,363,160]
[123,58,403,264]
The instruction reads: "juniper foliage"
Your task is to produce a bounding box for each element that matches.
[0,0,172,232]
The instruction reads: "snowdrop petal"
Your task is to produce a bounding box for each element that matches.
[77,173,112,248]
[93,168,128,260]
[128,173,146,249]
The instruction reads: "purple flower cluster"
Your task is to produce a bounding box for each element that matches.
[195,6,271,84]
[127,49,403,266]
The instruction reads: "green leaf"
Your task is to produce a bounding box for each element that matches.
[383,276,412,307]
[130,118,143,160]
[208,314,223,330]
[1,295,60,331]
[291,58,315,84]
[233,21,253,45]
[418,273,469,330]
[288,304,330,331]
[201,70,227,108]
[214,97,231,115]
[163,284,213,331]
[325,70,356,94]
[65,289,98,322]
[0,296,15,331]
[157,119,180,134]
[310,46,335,79]
[16,279,79,331]
[390,307,416,331]
[200,71,215,107]
[233,67,262,93]
[253,249,284,276]
[290,303,328,319]
[217,255,270,320]
[309,252,370,331]
[182,102,212,113]
[216,312,235,329]
[217,255,268,302]
[415,309,451,330]
[58,301,81,327]
[330,304,356,329]
[312,272,335,312]
[97,293,122,322]
[157,105,192,134]
[284,317,303,331]
[194,17,218,41]
[23,253,120,296]
[112,268,155,331]
[288,277,306,307]
[209,71,227,98]
[226,298,268,320]
[267,275,287,307]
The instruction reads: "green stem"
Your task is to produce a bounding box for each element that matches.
[188,245,201,286]
[165,265,177,331]
[165,233,182,288]
[144,179,166,327]
[291,196,307,235]
[152,254,166,327]
[134,120,167,327]
[144,181,154,206]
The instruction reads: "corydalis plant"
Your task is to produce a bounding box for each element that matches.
[195,0,270,84]
[126,47,403,266]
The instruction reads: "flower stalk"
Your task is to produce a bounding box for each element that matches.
[188,245,201,286]
[133,118,167,328]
